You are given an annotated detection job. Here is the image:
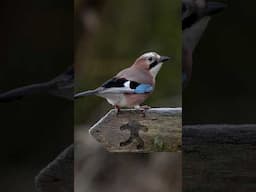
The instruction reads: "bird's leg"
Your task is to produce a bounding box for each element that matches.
[115,105,121,116]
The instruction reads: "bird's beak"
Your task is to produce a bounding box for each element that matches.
[206,2,226,16]
[159,56,170,63]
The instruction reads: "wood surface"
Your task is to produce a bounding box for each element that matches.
[89,108,182,152]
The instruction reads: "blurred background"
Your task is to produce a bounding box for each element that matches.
[3,0,255,191]
[183,1,256,191]
[183,0,256,124]
[75,0,181,192]
[0,0,73,191]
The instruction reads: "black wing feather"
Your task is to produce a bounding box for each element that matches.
[102,77,141,89]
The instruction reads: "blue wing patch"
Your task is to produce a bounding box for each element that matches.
[134,84,153,94]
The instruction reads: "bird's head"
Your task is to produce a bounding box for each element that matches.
[133,52,170,78]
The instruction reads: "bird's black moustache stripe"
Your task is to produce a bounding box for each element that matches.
[182,13,199,30]
[149,60,158,69]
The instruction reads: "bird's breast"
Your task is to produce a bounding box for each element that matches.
[124,93,150,107]
[101,93,127,107]
[101,93,150,107]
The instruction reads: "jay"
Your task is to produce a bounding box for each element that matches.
[0,1,226,102]
[75,52,170,112]
[182,0,226,88]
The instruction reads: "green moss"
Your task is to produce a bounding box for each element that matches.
[153,136,165,152]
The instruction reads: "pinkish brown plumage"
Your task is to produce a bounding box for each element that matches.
[75,52,170,112]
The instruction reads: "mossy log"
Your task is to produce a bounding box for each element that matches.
[35,124,256,192]
[89,108,182,152]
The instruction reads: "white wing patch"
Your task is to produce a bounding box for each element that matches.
[124,81,131,88]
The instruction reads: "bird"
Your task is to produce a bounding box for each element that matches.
[182,0,226,88]
[75,52,170,113]
[0,66,74,102]
[0,1,225,102]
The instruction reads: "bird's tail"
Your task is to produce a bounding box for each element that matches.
[74,89,99,99]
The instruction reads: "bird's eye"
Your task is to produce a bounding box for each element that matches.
[148,57,153,62]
